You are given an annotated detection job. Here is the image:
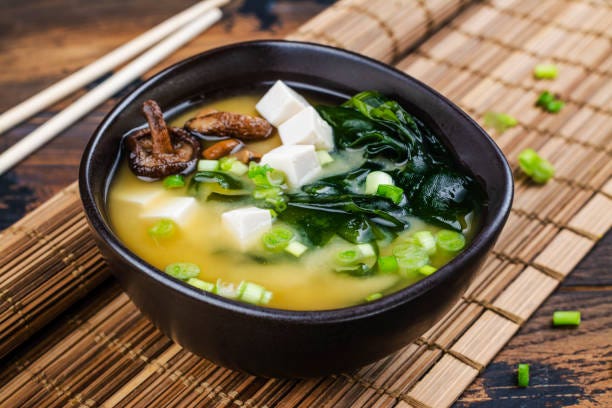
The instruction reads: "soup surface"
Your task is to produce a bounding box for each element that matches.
[109,89,482,310]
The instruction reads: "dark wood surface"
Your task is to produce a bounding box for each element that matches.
[1,1,610,406]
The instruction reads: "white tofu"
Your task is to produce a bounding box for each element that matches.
[278,106,334,150]
[255,80,310,126]
[140,197,198,227]
[222,206,272,248]
[260,145,322,188]
[114,188,163,210]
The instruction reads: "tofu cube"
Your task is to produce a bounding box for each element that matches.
[222,206,272,248]
[141,197,198,227]
[114,188,163,210]
[255,80,310,126]
[278,106,334,150]
[260,145,322,188]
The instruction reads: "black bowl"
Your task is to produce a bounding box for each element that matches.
[80,40,513,378]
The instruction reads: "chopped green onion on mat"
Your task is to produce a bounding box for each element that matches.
[536,91,564,113]
[483,111,518,133]
[518,148,555,184]
[553,310,581,326]
[533,63,558,79]
[517,363,530,387]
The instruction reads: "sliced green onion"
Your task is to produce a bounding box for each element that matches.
[365,292,383,302]
[418,265,437,276]
[266,169,285,186]
[253,187,282,199]
[237,281,270,305]
[376,184,404,204]
[336,244,375,266]
[219,157,248,176]
[147,219,176,239]
[365,171,394,195]
[316,150,334,165]
[518,148,555,184]
[394,244,429,273]
[265,196,287,212]
[436,230,466,252]
[248,162,276,187]
[214,279,238,299]
[377,256,399,273]
[262,227,294,251]
[164,262,200,280]
[336,249,361,266]
[517,363,529,387]
[261,290,273,305]
[186,277,215,292]
[254,186,281,196]
[413,231,436,255]
[533,63,558,79]
[552,310,581,326]
[285,241,308,257]
[229,161,248,176]
[197,159,219,171]
[163,174,185,189]
[536,91,564,113]
[483,111,518,133]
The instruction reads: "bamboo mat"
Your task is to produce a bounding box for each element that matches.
[1,0,611,406]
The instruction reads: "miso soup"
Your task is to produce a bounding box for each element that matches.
[108,82,483,311]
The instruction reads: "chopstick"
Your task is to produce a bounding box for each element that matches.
[0,0,228,136]
[0,8,223,176]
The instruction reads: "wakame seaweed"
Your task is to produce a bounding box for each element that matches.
[189,91,483,247]
[279,91,483,241]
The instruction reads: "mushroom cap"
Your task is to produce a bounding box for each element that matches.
[125,126,201,179]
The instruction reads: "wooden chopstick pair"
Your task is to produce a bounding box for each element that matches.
[0,0,229,176]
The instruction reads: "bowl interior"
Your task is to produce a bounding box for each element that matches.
[81,40,513,319]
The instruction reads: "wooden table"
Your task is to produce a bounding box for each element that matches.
[1,1,610,406]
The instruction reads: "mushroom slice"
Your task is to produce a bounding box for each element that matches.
[235,149,262,164]
[185,111,273,141]
[125,100,201,179]
[203,138,243,160]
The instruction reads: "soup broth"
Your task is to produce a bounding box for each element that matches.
[109,89,482,310]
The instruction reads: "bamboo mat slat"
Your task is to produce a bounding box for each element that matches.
[1,0,611,406]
